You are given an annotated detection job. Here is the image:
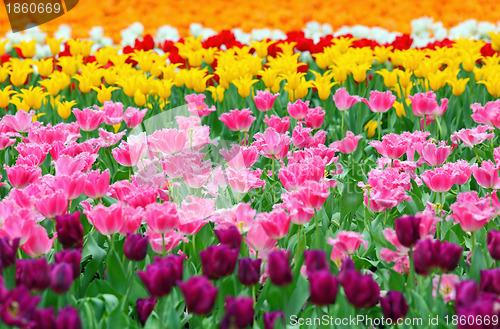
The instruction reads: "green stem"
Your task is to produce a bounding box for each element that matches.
[314,210,320,249]
[341,110,345,137]
[408,248,415,290]
[471,231,475,258]
[162,233,166,257]
[378,112,382,140]
[435,117,442,139]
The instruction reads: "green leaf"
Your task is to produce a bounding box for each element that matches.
[286,275,309,316]
[106,250,126,294]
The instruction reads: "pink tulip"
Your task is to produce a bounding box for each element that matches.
[226,168,265,193]
[148,129,187,155]
[0,135,15,150]
[3,164,41,189]
[112,133,148,167]
[245,222,277,252]
[28,122,80,145]
[287,99,309,120]
[259,209,290,240]
[15,143,50,165]
[120,206,143,235]
[304,107,325,129]
[365,186,410,212]
[254,90,279,112]
[451,125,495,148]
[177,196,214,235]
[449,192,493,232]
[472,160,500,189]
[220,145,259,170]
[84,169,110,199]
[264,115,290,134]
[98,129,126,147]
[470,100,500,128]
[327,231,368,255]
[50,174,86,200]
[185,93,216,117]
[253,127,291,160]
[85,203,124,235]
[34,189,68,219]
[420,167,457,193]
[102,101,124,125]
[369,133,410,159]
[72,107,105,132]
[331,131,362,154]
[443,160,473,185]
[417,143,451,167]
[53,154,90,176]
[147,230,188,254]
[2,212,36,244]
[286,180,329,211]
[123,107,148,129]
[21,225,54,258]
[292,123,315,149]
[433,274,459,303]
[145,202,179,234]
[380,229,409,274]
[408,91,448,118]
[220,108,256,132]
[176,116,201,130]
[182,160,212,189]
[363,90,396,113]
[332,87,362,111]
[279,156,326,191]
[2,110,33,133]
[124,186,159,208]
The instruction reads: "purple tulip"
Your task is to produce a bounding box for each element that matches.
[487,230,500,261]
[123,233,148,261]
[220,296,254,329]
[214,226,242,251]
[238,258,262,286]
[263,311,285,329]
[138,255,183,298]
[200,244,238,280]
[457,298,500,329]
[55,212,84,249]
[51,263,74,294]
[309,270,338,306]
[380,291,408,321]
[480,269,500,295]
[15,258,51,292]
[304,250,329,276]
[438,241,462,272]
[0,236,19,269]
[32,307,56,329]
[268,251,293,287]
[342,270,380,308]
[413,239,438,275]
[395,215,421,248]
[455,280,479,310]
[179,276,218,315]
[0,286,41,328]
[337,258,356,286]
[54,249,82,280]
[56,306,82,329]
[136,298,157,325]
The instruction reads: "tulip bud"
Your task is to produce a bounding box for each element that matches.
[200,245,238,280]
[15,259,51,292]
[32,307,56,329]
[309,270,338,306]
[413,239,438,275]
[337,258,356,286]
[268,251,293,287]
[55,212,83,249]
[342,270,380,308]
[0,236,20,268]
[138,255,183,298]
[136,298,157,325]
[56,306,82,329]
[487,230,500,261]
[54,249,82,280]
[395,215,421,248]
[123,233,148,261]
[179,276,218,315]
[51,263,74,294]
[480,269,500,295]
[304,250,329,276]
[238,258,261,286]
[455,280,479,310]
[220,296,254,329]
[438,241,462,272]
[214,226,242,251]
[380,291,409,321]
[263,311,285,329]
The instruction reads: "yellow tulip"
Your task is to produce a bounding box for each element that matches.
[56,100,77,119]
[311,70,337,100]
[364,120,378,138]
[9,64,33,87]
[449,78,470,97]
[0,86,16,108]
[19,86,49,110]
[479,77,500,98]
[393,99,410,118]
[396,69,413,88]
[0,40,8,56]
[14,40,36,58]
[10,96,29,111]
[374,46,393,63]
[187,51,203,67]
[112,123,121,133]
[351,63,371,83]
[233,76,258,98]
[0,66,10,83]
[91,85,119,104]
[46,37,64,56]
[250,40,276,58]
[58,57,80,76]
[72,74,93,93]
[134,90,147,106]
[207,85,225,102]
[157,80,175,101]
[376,69,398,88]
[35,58,54,78]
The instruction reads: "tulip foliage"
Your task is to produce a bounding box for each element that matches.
[2,25,500,329]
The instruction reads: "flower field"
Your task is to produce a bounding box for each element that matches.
[2,2,500,328]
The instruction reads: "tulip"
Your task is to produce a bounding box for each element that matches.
[287,99,310,120]
[22,225,54,258]
[148,129,188,155]
[200,244,239,280]
[83,169,110,199]
[369,134,410,159]
[136,298,157,325]
[380,291,409,321]
[449,192,493,232]
[35,189,68,219]
[331,131,362,154]
[394,215,421,248]
[341,270,380,308]
[309,270,338,306]
[3,164,41,189]
[264,115,290,134]
[418,143,451,167]
[185,93,216,117]
[253,127,291,160]
[102,101,123,125]
[123,107,147,129]
[268,251,293,287]
[263,311,285,329]
[85,203,124,235]
[254,90,279,112]
[72,107,105,132]
[487,230,500,261]
[179,276,218,315]
[55,212,84,249]
[451,125,495,148]
[2,108,33,132]
[332,87,362,111]
[420,167,457,193]
[50,263,73,294]
[220,108,256,132]
[220,145,260,170]
[123,233,148,261]
[220,296,254,329]
[327,231,368,255]
[32,307,57,329]
[15,258,52,292]
[0,236,20,268]
[214,226,242,251]
[455,280,479,310]
[259,209,290,240]
[413,239,438,275]
[337,258,356,286]
[54,250,82,280]
[480,269,500,295]
[145,202,179,234]
[245,222,277,252]
[0,286,41,328]
[305,107,325,129]
[304,250,329,276]
[456,298,500,329]
[238,258,262,286]
[438,241,462,272]
[138,255,183,298]
[472,160,500,190]
[55,306,82,329]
